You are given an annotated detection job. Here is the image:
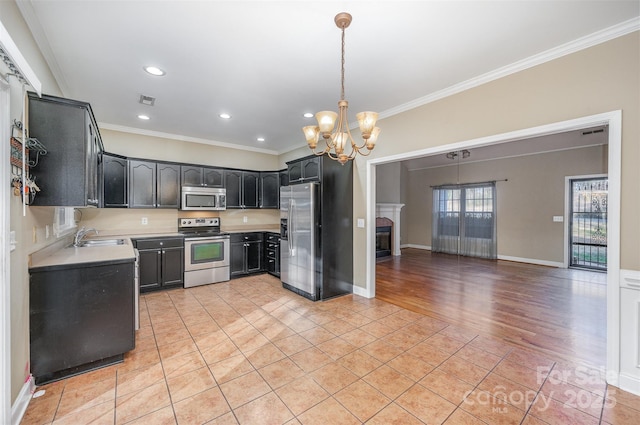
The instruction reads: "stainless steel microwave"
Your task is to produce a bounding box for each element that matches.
[181,186,226,211]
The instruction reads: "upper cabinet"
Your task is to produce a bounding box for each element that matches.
[260,172,279,208]
[129,160,180,208]
[225,170,260,209]
[156,163,180,208]
[287,156,320,184]
[27,93,104,207]
[102,153,128,208]
[181,166,224,187]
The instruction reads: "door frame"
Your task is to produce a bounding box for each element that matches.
[365,110,622,385]
[564,173,608,269]
[1,75,11,425]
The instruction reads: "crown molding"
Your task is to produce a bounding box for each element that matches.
[98,122,279,156]
[379,17,640,121]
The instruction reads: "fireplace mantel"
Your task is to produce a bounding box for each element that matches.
[375,203,404,256]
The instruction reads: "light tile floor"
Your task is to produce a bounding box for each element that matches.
[21,274,640,424]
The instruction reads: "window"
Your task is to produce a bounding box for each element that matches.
[53,207,77,237]
[432,182,496,259]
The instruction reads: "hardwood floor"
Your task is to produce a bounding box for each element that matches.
[375,248,607,367]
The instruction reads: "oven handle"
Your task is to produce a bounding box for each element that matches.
[184,236,230,242]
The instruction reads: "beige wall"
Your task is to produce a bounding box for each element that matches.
[403,146,607,263]
[1,0,63,403]
[351,32,639,289]
[101,129,280,171]
[375,162,402,204]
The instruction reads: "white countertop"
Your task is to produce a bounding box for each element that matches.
[29,236,136,270]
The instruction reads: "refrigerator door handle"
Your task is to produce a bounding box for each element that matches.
[289,200,296,257]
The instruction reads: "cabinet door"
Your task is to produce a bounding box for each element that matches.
[85,116,99,206]
[139,249,162,291]
[246,241,263,273]
[103,155,128,207]
[203,167,224,187]
[302,157,321,181]
[181,166,203,186]
[260,172,279,208]
[161,247,184,287]
[230,242,246,277]
[279,169,289,187]
[157,163,180,208]
[129,160,156,208]
[243,171,260,208]
[224,170,243,208]
[288,161,302,183]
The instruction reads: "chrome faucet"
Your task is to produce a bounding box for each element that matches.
[74,227,98,247]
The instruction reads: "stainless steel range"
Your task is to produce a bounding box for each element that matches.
[179,217,230,287]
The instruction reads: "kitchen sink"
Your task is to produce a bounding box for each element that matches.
[77,239,127,247]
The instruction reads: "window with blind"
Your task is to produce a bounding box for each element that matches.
[432,182,497,259]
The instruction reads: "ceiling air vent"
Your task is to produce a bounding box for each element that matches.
[139,95,155,106]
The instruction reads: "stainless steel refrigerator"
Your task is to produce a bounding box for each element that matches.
[280,177,353,301]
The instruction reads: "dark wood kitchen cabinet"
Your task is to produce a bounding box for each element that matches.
[156,162,180,208]
[129,160,180,208]
[102,153,128,208]
[287,156,320,184]
[230,233,263,277]
[128,160,155,208]
[27,92,103,207]
[265,232,280,277]
[134,237,184,293]
[260,171,280,208]
[29,259,135,384]
[224,170,260,209]
[181,165,224,187]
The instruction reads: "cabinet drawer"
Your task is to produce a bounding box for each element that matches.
[135,237,184,250]
[230,233,263,243]
[266,233,280,242]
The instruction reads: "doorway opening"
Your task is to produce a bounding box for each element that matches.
[569,177,608,271]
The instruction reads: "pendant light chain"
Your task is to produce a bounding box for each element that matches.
[340,25,346,102]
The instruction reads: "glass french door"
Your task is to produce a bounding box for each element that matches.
[569,177,608,270]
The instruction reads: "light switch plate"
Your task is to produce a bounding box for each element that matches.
[553,216,564,222]
[357,218,365,228]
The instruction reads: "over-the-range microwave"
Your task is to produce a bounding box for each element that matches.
[181,186,226,211]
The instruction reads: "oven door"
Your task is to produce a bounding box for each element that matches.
[184,236,229,271]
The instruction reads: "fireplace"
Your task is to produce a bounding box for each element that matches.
[376,217,393,258]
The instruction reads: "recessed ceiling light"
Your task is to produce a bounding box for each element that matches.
[257,137,265,142]
[303,112,314,118]
[137,114,150,120]
[219,113,231,119]
[143,66,165,76]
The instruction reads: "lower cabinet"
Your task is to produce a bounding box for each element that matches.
[230,233,264,278]
[265,232,280,277]
[134,237,184,292]
[29,260,135,384]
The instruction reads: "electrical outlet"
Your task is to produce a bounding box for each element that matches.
[141,217,148,225]
[357,218,365,228]
[243,216,248,223]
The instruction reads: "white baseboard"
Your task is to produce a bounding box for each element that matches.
[402,244,431,250]
[618,373,640,397]
[11,374,34,425]
[497,255,563,268]
[352,285,371,298]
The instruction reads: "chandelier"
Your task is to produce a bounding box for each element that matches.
[303,12,380,165]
